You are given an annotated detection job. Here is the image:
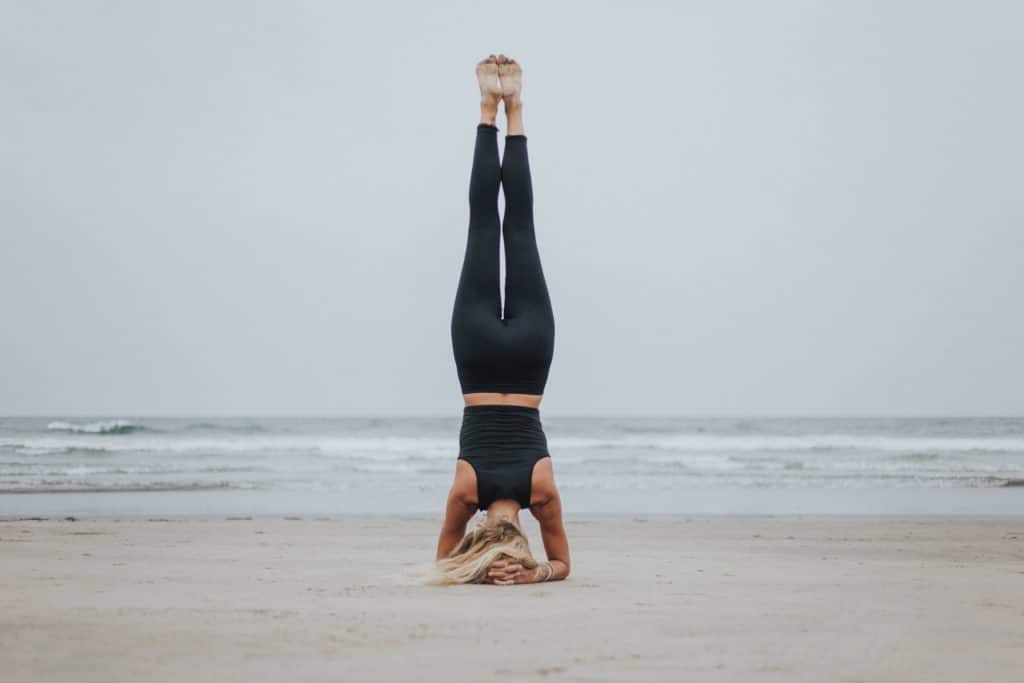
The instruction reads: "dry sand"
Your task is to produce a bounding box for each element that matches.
[1,515,1022,682]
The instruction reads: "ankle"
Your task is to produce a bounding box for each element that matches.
[504,101,524,136]
[480,101,498,125]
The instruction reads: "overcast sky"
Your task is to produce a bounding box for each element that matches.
[1,1,1021,416]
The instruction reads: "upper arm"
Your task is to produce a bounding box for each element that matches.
[443,481,476,531]
[436,460,478,559]
[529,459,570,569]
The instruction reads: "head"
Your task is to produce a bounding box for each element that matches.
[431,518,538,585]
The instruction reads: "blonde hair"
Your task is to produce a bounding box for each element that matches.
[431,519,538,585]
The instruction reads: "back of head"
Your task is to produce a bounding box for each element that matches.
[432,519,538,585]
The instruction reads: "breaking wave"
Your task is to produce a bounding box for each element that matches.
[46,420,144,435]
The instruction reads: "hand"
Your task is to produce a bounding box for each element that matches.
[486,559,540,586]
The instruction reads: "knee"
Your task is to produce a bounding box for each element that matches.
[469,180,499,210]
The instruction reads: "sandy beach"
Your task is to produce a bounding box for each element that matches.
[1,514,1022,682]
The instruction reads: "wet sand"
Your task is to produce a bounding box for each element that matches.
[2,515,1022,682]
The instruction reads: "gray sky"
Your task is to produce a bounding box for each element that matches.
[2,1,1022,416]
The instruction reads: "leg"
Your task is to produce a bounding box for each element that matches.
[497,56,554,393]
[452,58,504,391]
[453,56,503,322]
[452,55,553,397]
[497,56,551,323]
[452,123,501,321]
[501,132,552,324]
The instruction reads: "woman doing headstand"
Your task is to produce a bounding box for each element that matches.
[433,55,571,586]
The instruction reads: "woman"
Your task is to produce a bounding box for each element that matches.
[433,55,571,586]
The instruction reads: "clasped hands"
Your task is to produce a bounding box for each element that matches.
[485,559,546,585]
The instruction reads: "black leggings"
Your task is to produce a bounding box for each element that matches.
[450,124,555,396]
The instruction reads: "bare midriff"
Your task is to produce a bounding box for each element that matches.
[463,392,543,408]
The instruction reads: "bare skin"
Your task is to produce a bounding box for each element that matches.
[435,55,568,585]
[496,54,524,136]
[476,55,501,126]
[463,392,542,408]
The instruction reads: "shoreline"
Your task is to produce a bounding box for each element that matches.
[3,486,1023,518]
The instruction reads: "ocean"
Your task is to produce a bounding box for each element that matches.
[2,416,1023,516]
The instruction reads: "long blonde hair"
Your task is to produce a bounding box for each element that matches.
[431,519,538,585]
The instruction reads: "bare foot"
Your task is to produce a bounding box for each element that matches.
[476,55,502,108]
[496,55,522,110]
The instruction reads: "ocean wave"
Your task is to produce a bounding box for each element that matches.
[548,434,1024,453]
[895,452,942,462]
[0,435,458,457]
[46,420,144,435]
[0,481,236,494]
[183,422,266,434]
[6,432,1024,459]
[561,473,1018,490]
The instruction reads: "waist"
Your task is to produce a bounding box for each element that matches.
[459,405,548,454]
[463,392,543,408]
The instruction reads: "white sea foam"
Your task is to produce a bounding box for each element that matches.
[7,433,1024,458]
[548,434,1024,453]
[47,420,141,434]
[0,435,457,457]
